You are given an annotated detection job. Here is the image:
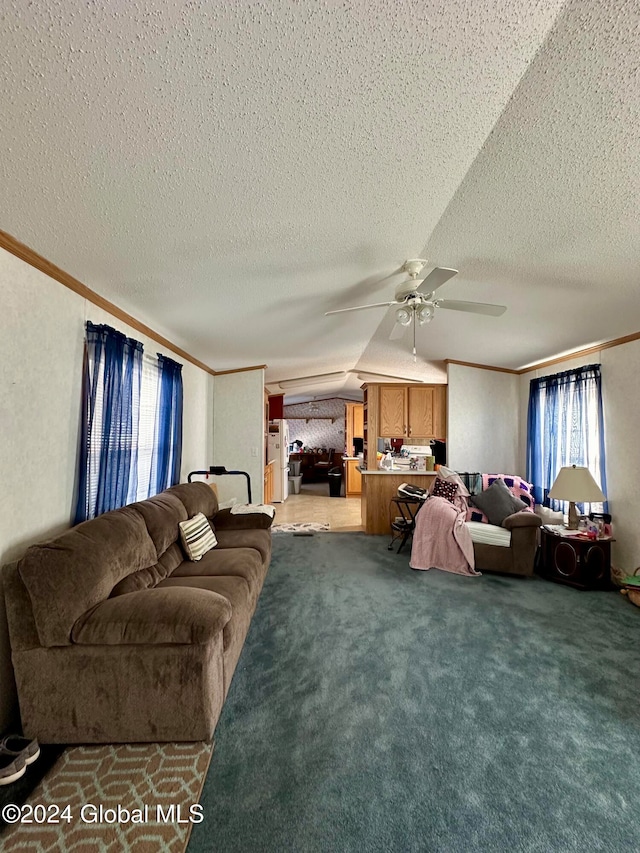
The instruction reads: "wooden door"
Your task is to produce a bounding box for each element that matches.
[379,386,407,437]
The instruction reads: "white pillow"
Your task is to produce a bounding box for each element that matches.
[179,512,218,561]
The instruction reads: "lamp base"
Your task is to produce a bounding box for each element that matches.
[566,501,579,530]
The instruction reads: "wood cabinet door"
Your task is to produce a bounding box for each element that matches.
[352,404,364,438]
[264,464,273,505]
[346,459,362,495]
[432,385,447,439]
[407,386,434,438]
[407,385,447,438]
[379,386,407,437]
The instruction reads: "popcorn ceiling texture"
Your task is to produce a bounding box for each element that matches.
[1,0,639,384]
[0,0,581,385]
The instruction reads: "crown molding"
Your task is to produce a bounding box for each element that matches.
[1,228,222,377]
[515,331,640,374]
[444,359,519,375]
[214,364,267,375]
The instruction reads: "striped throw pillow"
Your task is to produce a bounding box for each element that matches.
[179,512,218,561]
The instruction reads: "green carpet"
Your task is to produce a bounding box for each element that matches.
[188,533,640,852]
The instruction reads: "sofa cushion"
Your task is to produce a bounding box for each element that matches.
[167,482,219,519]
[110,542,185,596]
[72,587,231,646]
[129,492,187,558]
[179,513,218,561]
[19,506,158,647]
[213,529,272,565]
[171,547,264,599]
[110,564,166,596]
[466,521,512,548]
[158,576,252,654]
[470,479,518,526]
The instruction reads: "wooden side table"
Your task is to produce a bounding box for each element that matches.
[538,526,614,590]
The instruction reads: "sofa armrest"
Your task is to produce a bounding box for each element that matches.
[502,511,542,530]
[212,508,274,531]
[71,587,231,646]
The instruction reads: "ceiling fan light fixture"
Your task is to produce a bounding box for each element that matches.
[416,305,433,325]
[395,307,412,326]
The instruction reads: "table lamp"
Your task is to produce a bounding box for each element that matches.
[547,464,606,529]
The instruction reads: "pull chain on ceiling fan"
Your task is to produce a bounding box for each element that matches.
[325,259,507,360]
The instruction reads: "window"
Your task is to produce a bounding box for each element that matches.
[75,323,183,522]
[526,364,607,513]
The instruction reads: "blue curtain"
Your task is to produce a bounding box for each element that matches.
[526,363,607,511]
[75,323,143,522]
[149,354,183,495]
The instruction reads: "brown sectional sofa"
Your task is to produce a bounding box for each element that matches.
[3,482,272,744]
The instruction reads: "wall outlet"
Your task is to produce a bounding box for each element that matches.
[251,447,258,457]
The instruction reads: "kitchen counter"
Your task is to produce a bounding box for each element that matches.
[361,470,438,534]
[359,468,435,475]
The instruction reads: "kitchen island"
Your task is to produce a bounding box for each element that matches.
[361,469,438,534]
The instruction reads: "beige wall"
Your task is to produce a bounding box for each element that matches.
[0,247,213,733]
[519,344,640,573]
[447,363,520,475]
[212,370,265,505]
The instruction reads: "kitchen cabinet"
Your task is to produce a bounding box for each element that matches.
[377,384,447,439]
[407,385,446,439]
[345,402,364,456]
[345,459,362,496]
[379,386,406,436]
[352,404,364,437]
[264,461,274,505]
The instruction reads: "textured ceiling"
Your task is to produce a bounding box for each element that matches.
[1,0,639,399]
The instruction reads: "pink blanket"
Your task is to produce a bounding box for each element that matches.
[410,496,480,577]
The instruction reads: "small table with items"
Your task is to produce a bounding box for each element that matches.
[388,497,423,554]
[538,524,614,590]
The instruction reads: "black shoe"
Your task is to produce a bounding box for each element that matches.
[0,751,26,786]
[0,735,40,766]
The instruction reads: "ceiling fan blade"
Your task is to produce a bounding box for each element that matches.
[325,301,396,316]
[389,321,408,341]
[436,299,506,317]
[396,266,459,300]
[419,266,458,292]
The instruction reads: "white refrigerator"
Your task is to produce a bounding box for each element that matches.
[267,420,290,502]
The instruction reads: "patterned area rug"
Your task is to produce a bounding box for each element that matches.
[271,522,329,533]
[1,742,213,852]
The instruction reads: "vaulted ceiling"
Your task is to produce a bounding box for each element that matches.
[2,1,639,401]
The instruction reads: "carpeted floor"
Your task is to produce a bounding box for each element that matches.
[189,532,640,853]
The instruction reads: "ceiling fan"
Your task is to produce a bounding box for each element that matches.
[325,259,507,359]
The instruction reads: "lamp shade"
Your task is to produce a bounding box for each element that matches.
[547,465,606,503]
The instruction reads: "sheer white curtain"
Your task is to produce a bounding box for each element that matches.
[135,354,160,501]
